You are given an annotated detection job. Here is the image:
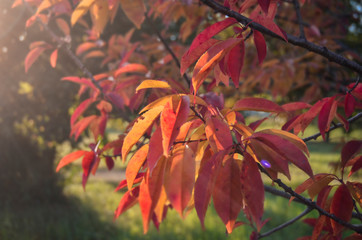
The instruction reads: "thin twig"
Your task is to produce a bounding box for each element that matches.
[260,166,362,234]
[200,0,362,75]
[292,0,306,39]
[258,207,313,239]
[347,76,361,94]
[145,15,191,88]
[302,112,362,142]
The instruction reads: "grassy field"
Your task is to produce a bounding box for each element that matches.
[1,121,360,240]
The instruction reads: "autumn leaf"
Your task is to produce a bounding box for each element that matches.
[205,113,233,152]
[241,152,264,231]
[136,80,171,93]
[330,184,353,236]
[56,150,87,172]
[318,97,337,140]
[233,97,284,113]
[126,144,149,190]
[212,156,243,233]
[192,38,242,93]
[90,0,109,35]
[50,49,58,68]
[253,30,267,64]
[119,0,145,29]
[25,47,47,73]
[139,156,167,233]
[122,105,163,160]
[160,96,190,156]
[71,0,96,26]
[194,149,225,228]
[181,18,237,74]
[227,39,245,87]
[114,187,139,220]
[164,145,195,218]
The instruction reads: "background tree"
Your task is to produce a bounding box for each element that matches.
[11,0,362,239]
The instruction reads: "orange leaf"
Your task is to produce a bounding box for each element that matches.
[71,0,96,26]
[213,156,243,233]
[164,145,195,218]
[90,0,109,35]
[114,63,148,77]
[119,0,145,29]
[121,105,163,160]
[192,38,242,93]
[126,144,149,191]
[25,47,47,73]
[56,18,70,36]
[56,150,87,172]
[136,80,171,93]
[50,49,58,68]
[318,97,337,140]
[346,181,362,208]
[139,156,167,233]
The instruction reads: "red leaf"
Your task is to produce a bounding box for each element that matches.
[251,133,313,177]
[114,187,139,220]
[25,47,47,73]
[192,38,242,93]
[62,76,99,92]
[194,150,225,228]
[50,49,58,68]
[341,140,362,171]
[181,39,219,75]
[227,39,245,86]
[346,181,362,208]
[233,97,284,113]
[181,18,237,75]
[253,30,267,64]
[81,151,97,189]
[115,173,144,192]
[330,184,353,236]
[126,144,149,190]
[164,145,195,218]
[205,114,233,152]
[56,150,87,172]
[213,156,243,233]
[119,0,145,29]
[345,93,356,117]
[105,156,114,170]
[70,115,98,140]
[71,98,95,126]
[253,15,288,41]
[258,0,271,14]
[139,157,167,233]
[160,96,190,156]
[241,152,264,230]
[349,156,362,178]
[282,102,312,112]
[312,215,327,240]
[106,92,125,110]
[292,174,336,202]
[318,97,337,140]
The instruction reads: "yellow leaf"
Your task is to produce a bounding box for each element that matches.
[119,0,145,29]
[71,0,96,26]
[90,0,109,35]
[136,80,171,93]
[122,106,163,160]
[36,0,62,14]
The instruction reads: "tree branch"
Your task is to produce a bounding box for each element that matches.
[292,0,305,39]
[200,0,362,75]
[302,112,362,142]
[258,207,313,239]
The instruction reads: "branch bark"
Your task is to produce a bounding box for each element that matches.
[200,0,362,75]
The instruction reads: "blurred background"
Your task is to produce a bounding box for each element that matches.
[0,0,361,239]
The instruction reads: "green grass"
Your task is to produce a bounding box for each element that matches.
[1,121,361,240]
